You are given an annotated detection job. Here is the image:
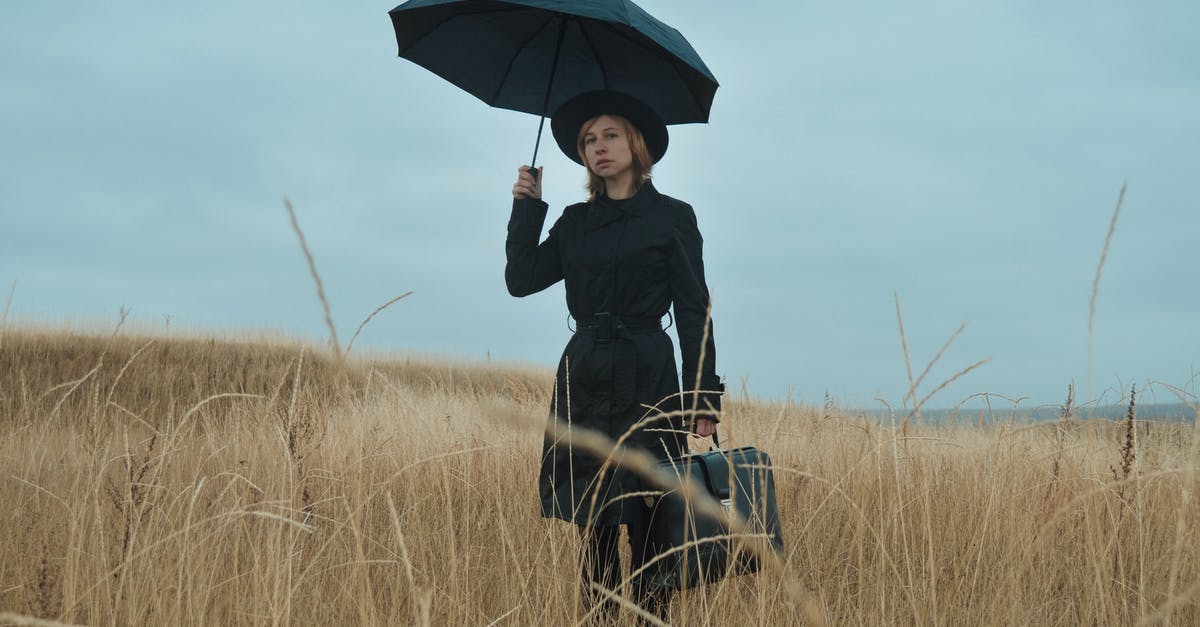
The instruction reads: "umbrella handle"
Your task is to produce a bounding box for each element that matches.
[527,109,550,182]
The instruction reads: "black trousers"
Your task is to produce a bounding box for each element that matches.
[579,504,672,622]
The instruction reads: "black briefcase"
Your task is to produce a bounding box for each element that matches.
[647,445,784,590]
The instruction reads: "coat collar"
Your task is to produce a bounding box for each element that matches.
[608,180,659,217]
[585,180,659,230]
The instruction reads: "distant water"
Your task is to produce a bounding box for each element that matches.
[859,403,1196,423]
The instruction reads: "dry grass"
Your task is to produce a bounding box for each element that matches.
[2,327,1199,625]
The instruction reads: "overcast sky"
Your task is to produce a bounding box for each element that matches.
[2,1,1197,412]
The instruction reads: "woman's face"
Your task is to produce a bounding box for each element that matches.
[581,115,633,179]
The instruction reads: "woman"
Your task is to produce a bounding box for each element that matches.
[505,90,724,620]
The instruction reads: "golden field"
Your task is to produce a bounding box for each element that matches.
[2,326,1199,626]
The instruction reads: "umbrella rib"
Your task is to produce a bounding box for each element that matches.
[598,23,713,118]
[490,13,559,107]
[394,4,510,56]
[576,20,609,89]
[605,23,705,79]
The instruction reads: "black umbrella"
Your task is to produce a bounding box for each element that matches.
[389,0,719,171]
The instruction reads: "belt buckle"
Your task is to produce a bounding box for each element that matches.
[595,312,613,343]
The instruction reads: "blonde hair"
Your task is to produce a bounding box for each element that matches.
[576,114,654,201]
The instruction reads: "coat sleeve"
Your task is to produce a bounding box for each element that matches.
[505,197,564,297]
[668,202,724,419]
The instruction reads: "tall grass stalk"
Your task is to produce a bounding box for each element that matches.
[284,197,340,355]
[1088,181,1128,401]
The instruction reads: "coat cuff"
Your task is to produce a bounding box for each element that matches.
[684,377,724,421]
[507,197,549,245]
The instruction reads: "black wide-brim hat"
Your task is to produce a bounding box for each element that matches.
[551,90,669,166]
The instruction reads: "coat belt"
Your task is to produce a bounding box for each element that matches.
[573,312,663,342]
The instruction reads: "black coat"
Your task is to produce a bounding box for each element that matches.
[505,181,723,526]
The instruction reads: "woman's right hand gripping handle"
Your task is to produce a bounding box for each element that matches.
[512,166,543,200]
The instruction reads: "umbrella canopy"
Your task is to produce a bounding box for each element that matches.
[389,0,719,166]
